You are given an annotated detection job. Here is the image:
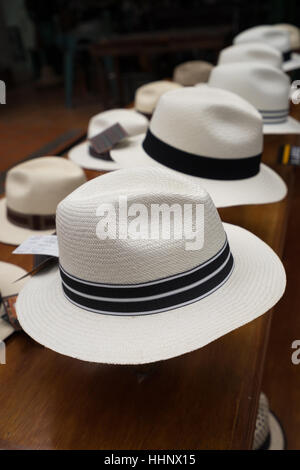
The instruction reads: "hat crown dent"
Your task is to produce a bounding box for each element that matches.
[56,168,226,285]
[234,25,291,52]
[218,43,282,68]
[87,109,148,139]
[6,157,86,215]
[149,86,263,160]
[209,63,290,112]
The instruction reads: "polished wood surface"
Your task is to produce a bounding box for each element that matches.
[0,97,298,449]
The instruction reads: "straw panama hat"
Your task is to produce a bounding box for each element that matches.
[275,24,300,50]
[68,108,149,172]
[134,80,182,117]
[253,393,285,450]
[0,261,28,341]
[217,43,282,69]
[0,157,86,246]
[106,86,287,208]
[233,25,300,72]
[17,168,286,364]
[173,60,213,86]
[208,62,300,134]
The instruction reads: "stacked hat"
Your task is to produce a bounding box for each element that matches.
[217,43,282,69]
[0,157,86,245]
[275,24,300,51]
[17,167,286,364]
[208,62,300,134]
[134,80,182,119]
[173,60,213,86]
[253,393,285,450]
[68,109,149,171]
[103,86,287,207]
[0,261,28,340]
[234,25,300,72]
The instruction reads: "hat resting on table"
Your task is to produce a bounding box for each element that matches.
[233,25,300,72]
[173,60,213,86]
[134,80,182,118]
[68,108,149,172]
[275,24,300,50]
[0,157,86,245]
[0,262,28,340]
[217,43,282,69]
[208,62,300,134]
[17,167,286,364]
[106,86,287,207]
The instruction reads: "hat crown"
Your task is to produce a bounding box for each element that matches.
[234,25,290,52]
[135,80,182,114]
[209,63,290,113]
[149,86,262,160]
[173,60,213,86]
[88,109,148,138]
[275,23,300,49]
[218,43,282,68]
[56,168,226,284]
[6,157,86,215]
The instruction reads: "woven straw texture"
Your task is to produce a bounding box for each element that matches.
[0,157,86,245]
[17,168,286,364]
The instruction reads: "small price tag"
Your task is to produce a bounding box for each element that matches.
[280,144,300,166]
[13,235,59,257]
[89,123,128,154]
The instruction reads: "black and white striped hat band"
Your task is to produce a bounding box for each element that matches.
[259,109,289,124]
[60,238,234,316]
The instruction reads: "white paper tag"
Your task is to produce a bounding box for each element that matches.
[13,235,59,257]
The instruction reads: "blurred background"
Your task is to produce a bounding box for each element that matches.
[1,0,299,108]
[0,0,299,172]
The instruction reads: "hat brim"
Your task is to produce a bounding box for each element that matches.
[16,223,286,365]
[0,198,55,246]
[68,141,122,171]
[264,116,300,135]
[283,53,300,72]
[110,135,287,208]
[268,412,286,450]
[0,261,28,341]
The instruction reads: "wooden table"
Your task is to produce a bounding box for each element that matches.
[0,128,297,450]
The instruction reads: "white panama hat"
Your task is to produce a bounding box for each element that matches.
[234,25,300,72]
[173,60,213,86]
[68,108,149,172]
[0,157,86,246]
[134,80,182,118]
[217,42,282,69]
[0,261,28,340]
[275,24,300,50]
[208,62,300,134]
[274,24,300,72]
[17,167,286,365]
[253,393,286,450]
[107,86,287,208]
